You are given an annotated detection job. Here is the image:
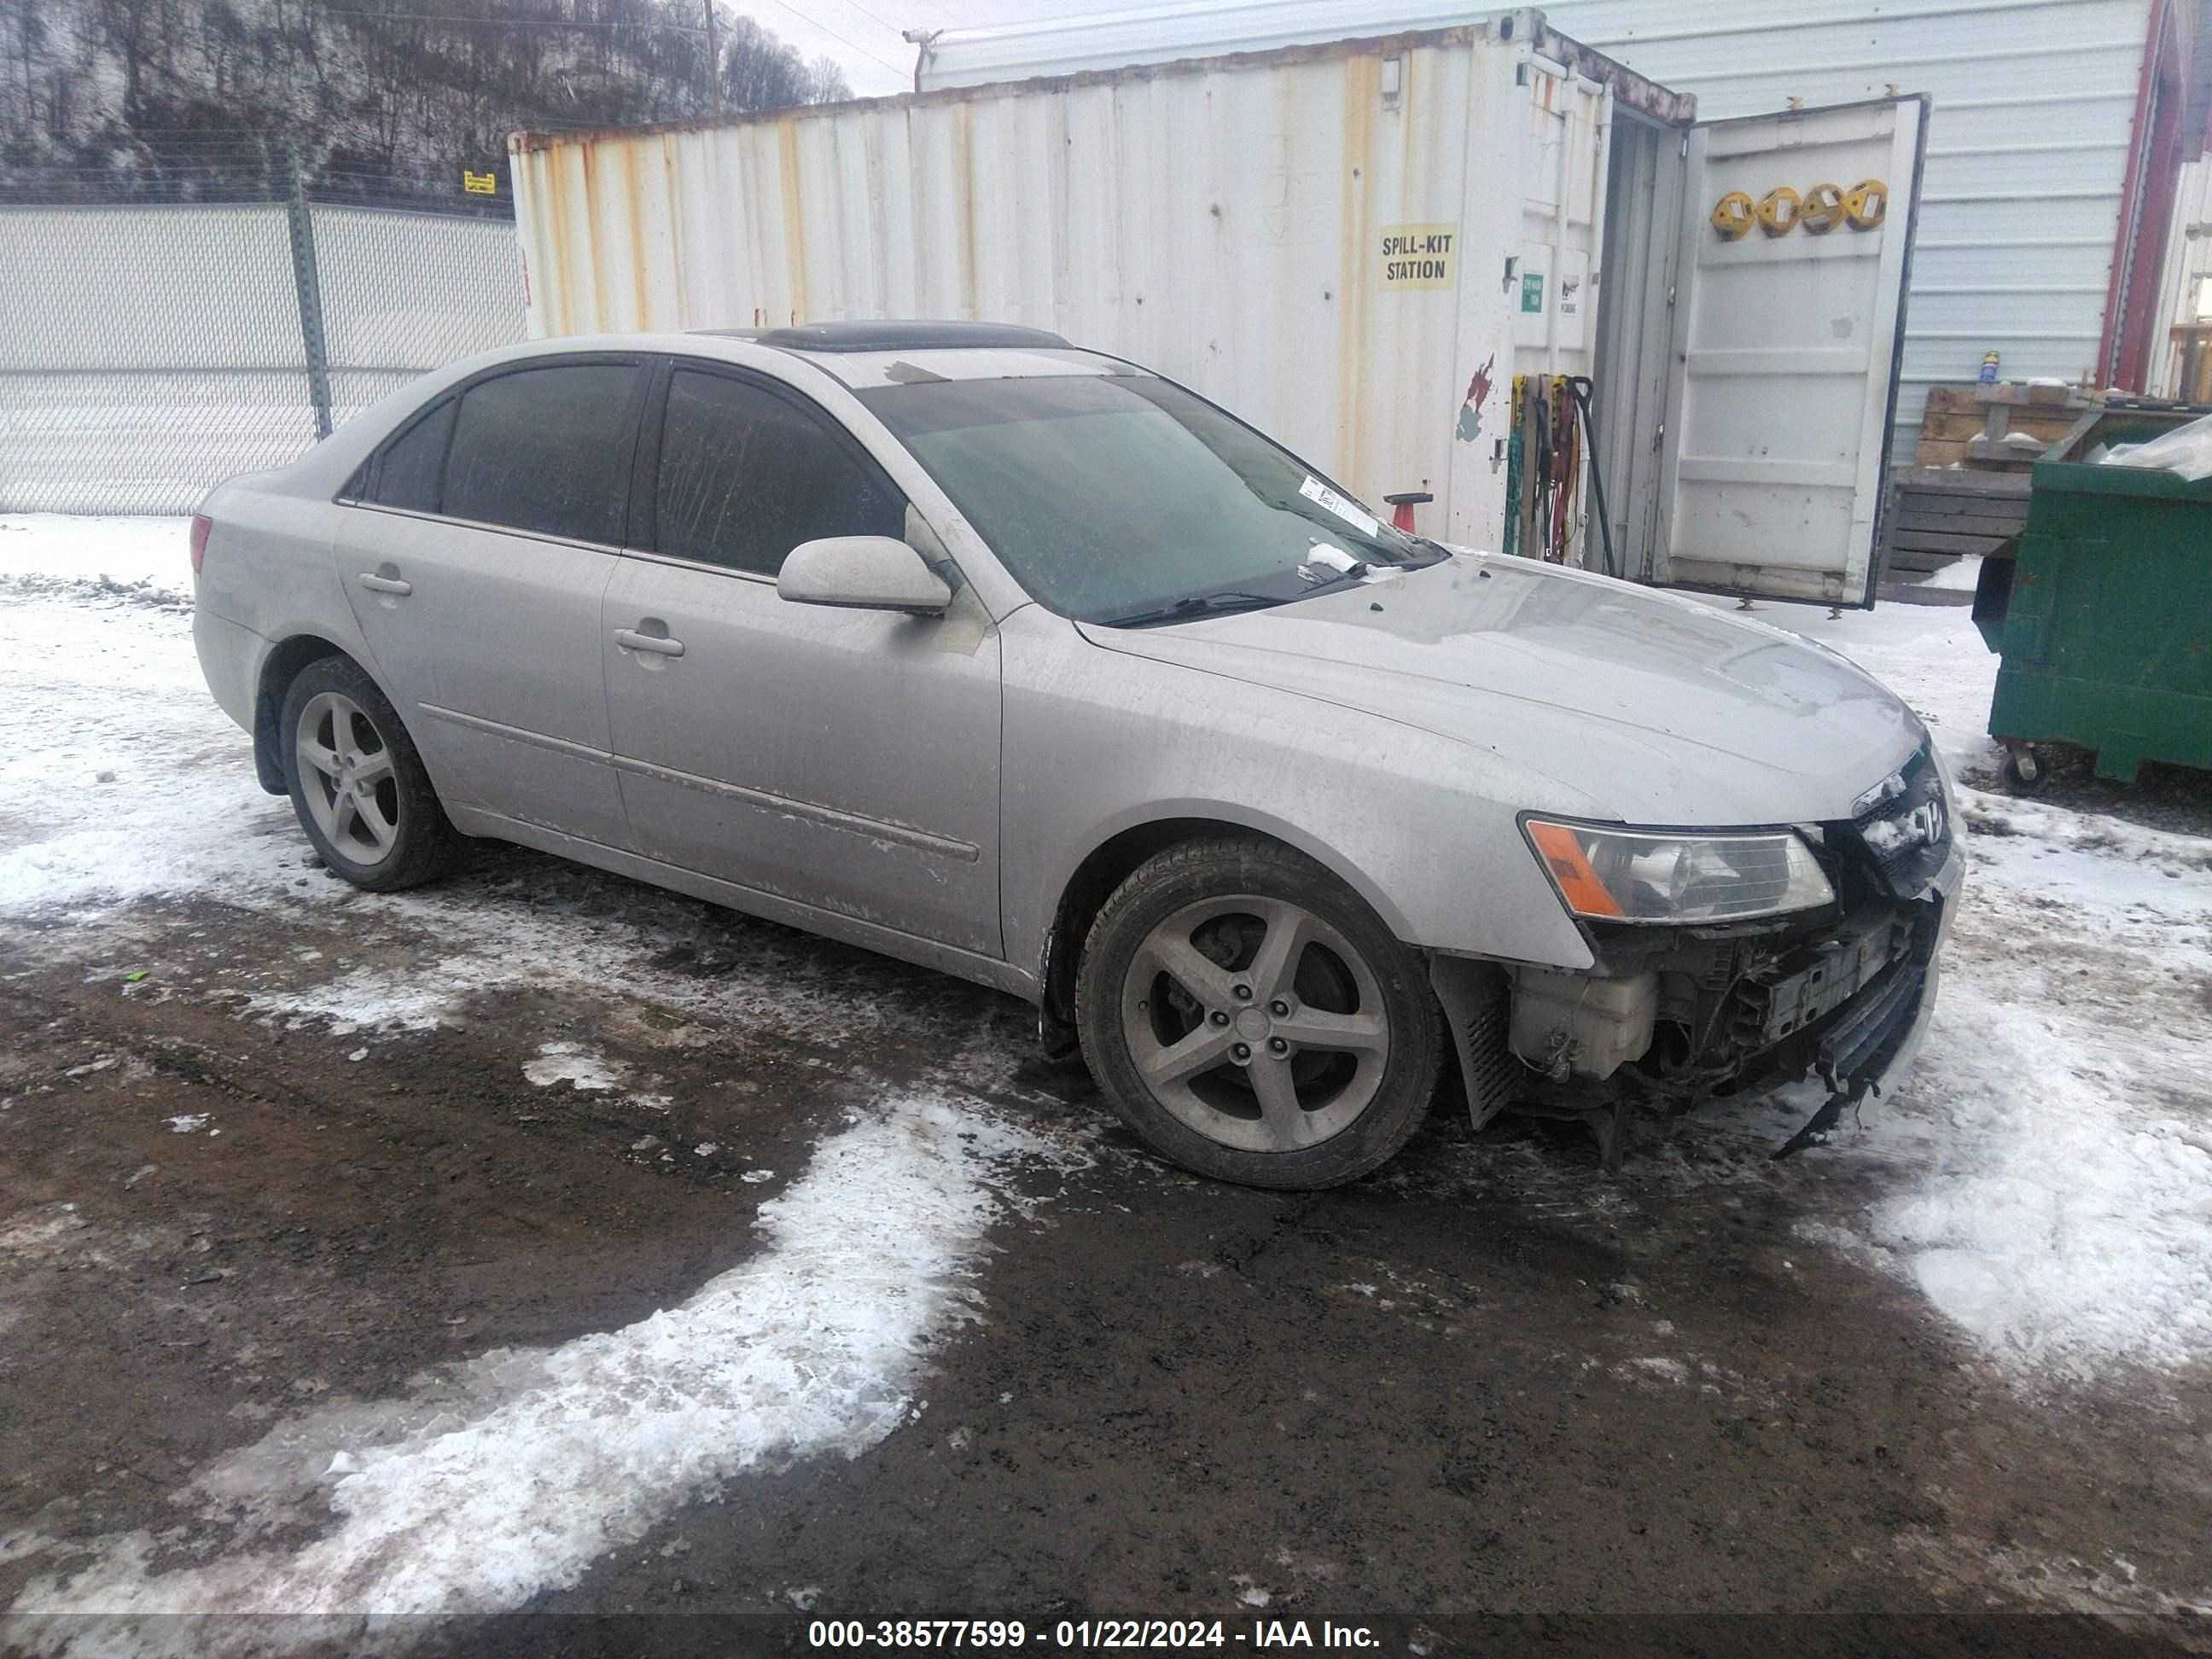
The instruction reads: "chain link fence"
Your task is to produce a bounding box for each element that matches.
[1,191,527,515]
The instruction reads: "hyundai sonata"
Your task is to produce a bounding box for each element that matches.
[191,321,1961,1187]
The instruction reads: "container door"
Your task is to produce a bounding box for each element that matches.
[1654,96,1927,607]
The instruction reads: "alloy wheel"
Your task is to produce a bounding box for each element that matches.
[1118,894,1391,1153]
[295,690,401,866]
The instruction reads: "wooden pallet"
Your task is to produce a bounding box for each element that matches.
[1913,382,2099,474]
[1883,466,2032,573]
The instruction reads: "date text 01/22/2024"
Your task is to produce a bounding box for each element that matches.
[806,1619,1384,1650]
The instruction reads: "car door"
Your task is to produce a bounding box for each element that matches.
[602,360,1003,958]
[334,355,649,847]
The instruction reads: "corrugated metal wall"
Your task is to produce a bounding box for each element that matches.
[925,0,2160,460]
[512,32,1534,544]
[1538,0,2152,457]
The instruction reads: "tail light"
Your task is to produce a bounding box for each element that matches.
[189,514,212,575]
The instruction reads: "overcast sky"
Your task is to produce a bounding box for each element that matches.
[728,0,1127,96]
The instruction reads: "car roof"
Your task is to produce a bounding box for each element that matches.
[457,323,1146,393]
[711,320,1071,352]
[692,321,1144,390]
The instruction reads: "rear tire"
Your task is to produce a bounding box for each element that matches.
[1075,836,1442,1189]
[280,655,460,892]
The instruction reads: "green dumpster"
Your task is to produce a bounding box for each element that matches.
[1975,455,2212,784]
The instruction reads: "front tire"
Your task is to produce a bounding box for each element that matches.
[1075,836,1443,1189]
[280,655,459,892]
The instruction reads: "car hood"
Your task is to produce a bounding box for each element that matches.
[1075,554,1923,824]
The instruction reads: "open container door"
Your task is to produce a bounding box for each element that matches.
[1653,96,1928,607]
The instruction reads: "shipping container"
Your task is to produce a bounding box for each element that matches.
[918,0,2192,466]
[510,9,1927,605]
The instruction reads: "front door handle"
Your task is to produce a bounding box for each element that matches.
[614,626,684,658]
[358,572,411,596]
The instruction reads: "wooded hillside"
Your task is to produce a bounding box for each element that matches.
[1,0,853,207]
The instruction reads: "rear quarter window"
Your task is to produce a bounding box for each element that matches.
[369,399,456,513]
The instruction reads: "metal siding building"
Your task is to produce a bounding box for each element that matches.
[919,0,2189,458]
[1539,0,2154,459]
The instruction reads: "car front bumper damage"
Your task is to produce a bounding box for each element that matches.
[1432,771,1963,1169]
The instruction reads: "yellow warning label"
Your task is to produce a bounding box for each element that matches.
[463,169,498,195]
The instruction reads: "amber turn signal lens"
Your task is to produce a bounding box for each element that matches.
[1527,819,1627,918]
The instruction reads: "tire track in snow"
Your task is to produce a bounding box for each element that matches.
[7,1092,1080,1649]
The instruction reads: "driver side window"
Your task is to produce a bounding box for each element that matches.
[654,369,905,578]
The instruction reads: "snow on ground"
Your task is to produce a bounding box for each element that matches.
[0,515,1098,1633]
[8,1096,1062,1641]
[0,515,190,602]
[0,520,917,1047]
[521,1039,626,1091]
[3,516,2211,1619]
[1922,554,1982,593]
[1693,593,2212,1382]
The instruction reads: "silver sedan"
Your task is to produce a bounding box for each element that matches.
[191,321,1961,1187]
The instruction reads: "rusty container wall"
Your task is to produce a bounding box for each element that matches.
[510,14,1684,549]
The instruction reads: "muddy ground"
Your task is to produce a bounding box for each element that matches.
[4,837,2210,1656]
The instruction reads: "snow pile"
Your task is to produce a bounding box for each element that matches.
[1866,983,2212,1380]
[0,516,192,605]
[11,1095,1046,1633]
[1691,591,2212,1382]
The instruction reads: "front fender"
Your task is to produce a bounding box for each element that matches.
[998,608,1598,981]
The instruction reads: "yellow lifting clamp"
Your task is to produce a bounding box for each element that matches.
[1843,178,1889,230]
[1756,185,1802,236]
[1799,182,1845,234]
[1709,190,1755,241]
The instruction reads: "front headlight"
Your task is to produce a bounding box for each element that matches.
[1524,819,1836,923]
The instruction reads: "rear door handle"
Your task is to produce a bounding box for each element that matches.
[614,626,684,658]
[358,572,411,596]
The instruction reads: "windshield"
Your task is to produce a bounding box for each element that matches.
[857,374,1446,624]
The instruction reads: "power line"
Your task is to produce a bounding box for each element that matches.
[819,0,900,37]
[747,0,905,77]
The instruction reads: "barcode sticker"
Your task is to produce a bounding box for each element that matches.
[1299,475,1380,539]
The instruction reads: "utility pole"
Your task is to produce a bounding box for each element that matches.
[704,0,720,114]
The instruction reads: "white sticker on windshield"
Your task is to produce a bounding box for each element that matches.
[1299,475,1381,539]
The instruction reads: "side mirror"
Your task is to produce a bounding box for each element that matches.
[777,536,952,616]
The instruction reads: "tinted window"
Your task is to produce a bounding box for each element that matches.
[655,370,905,577]
[443,364,638,543]
[371,399,455,512]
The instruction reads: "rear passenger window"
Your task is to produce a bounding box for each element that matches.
[443,364,638,544]
[655,370,905,577]
[371,399,455,512]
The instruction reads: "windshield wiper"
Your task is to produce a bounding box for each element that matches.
[1096,591,1287,628]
